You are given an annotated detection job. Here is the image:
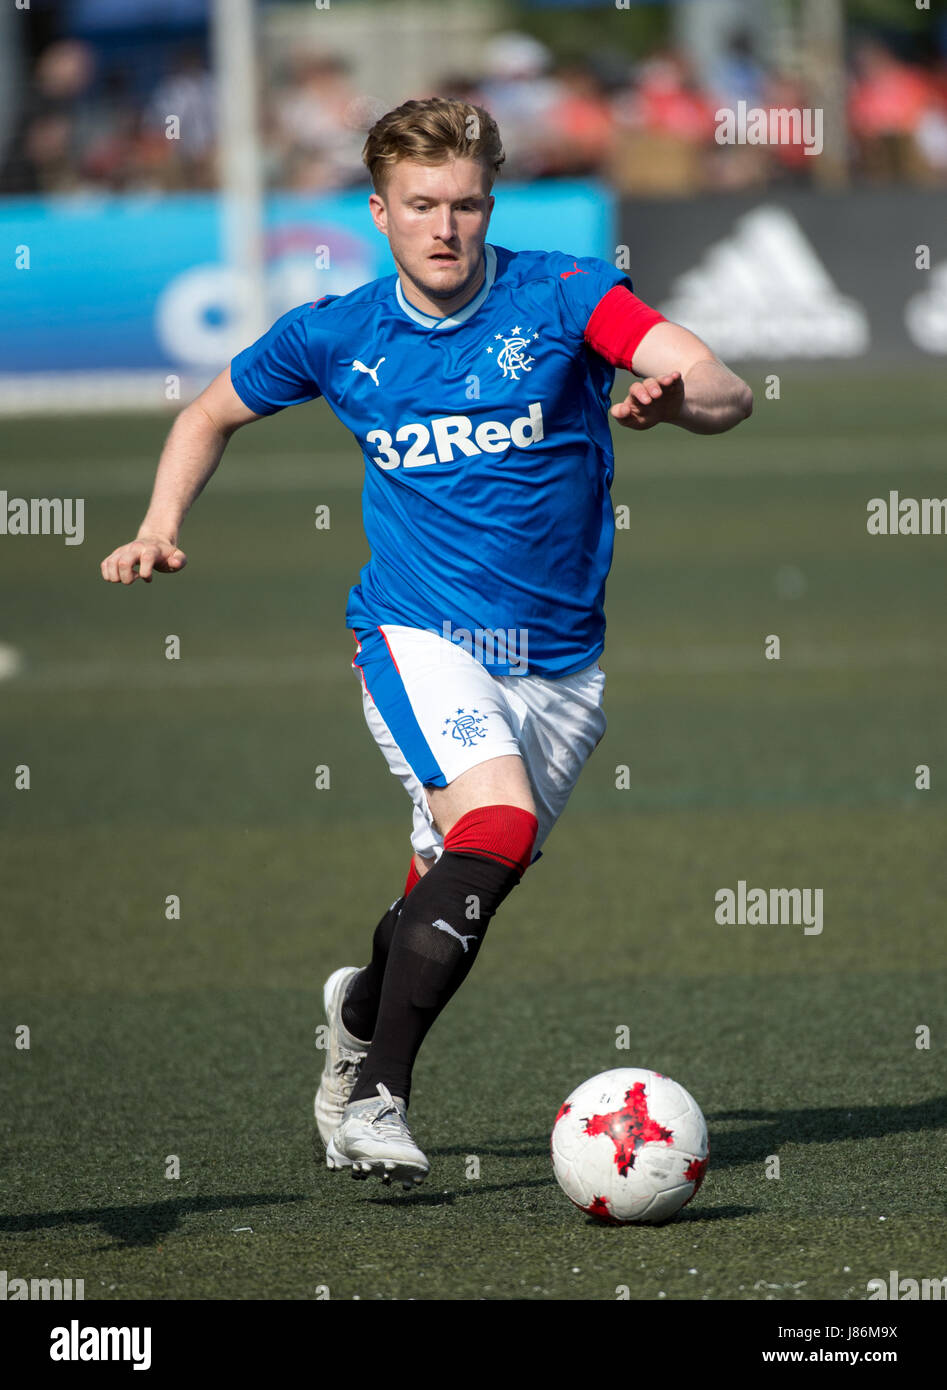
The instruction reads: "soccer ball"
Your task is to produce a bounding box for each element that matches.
[550,1068,709,1225]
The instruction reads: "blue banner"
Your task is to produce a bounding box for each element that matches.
[0,182,614,375]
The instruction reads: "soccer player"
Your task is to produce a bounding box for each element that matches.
[101,98,752,1188]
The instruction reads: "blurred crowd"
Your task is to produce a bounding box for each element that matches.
[3,28,947,196]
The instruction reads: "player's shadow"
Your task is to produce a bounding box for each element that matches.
[419,1138,755,1217]
[0,1194,307,1250]
[427,1137,550,1160]
[365,1177,552,1208]
[365,1182,754,1221]
[707,1094,947,1169]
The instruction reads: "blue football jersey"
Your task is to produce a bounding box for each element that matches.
[230,243,633,677]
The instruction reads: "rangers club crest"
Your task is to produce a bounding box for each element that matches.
[442,708,489,747]
[485,324,540,380]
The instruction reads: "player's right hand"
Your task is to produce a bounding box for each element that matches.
[100,535,187,585]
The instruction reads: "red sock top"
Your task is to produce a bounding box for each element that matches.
[443,804,539,878]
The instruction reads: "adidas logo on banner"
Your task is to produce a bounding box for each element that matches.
[659,205,870,359]
[905,262,947,353]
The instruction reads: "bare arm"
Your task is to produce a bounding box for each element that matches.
[610,321,753,435]
[101,368,261,584]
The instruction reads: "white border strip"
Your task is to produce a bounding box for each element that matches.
[0,373,211,416]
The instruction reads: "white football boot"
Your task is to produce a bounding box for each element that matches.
[326,1082,429,1187]
[314,966,371,1151]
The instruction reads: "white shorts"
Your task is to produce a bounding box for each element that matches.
[351,624,607,866]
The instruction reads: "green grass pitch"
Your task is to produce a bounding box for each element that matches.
[1,369,945,1302]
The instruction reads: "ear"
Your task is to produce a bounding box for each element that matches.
[368,191,388,237]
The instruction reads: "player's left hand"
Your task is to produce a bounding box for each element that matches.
[610,372,684,430]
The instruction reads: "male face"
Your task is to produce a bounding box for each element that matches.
[369,156,495,313]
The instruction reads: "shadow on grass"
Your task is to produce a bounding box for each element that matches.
[363,1179,755,1223]
[620,1204,756,1227]
[427,1138,550,1159]
[365,1176,553,1208]
[707,1095,947,1169]
[427,1094,947,1172]
[0,1194,308,1249]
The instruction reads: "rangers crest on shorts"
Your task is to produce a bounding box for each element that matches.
[442,708,489,746]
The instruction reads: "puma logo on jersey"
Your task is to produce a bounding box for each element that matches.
[560,261,588,279]
[366,401,544,470]
[352,357,386,386]
[432,918,479,953]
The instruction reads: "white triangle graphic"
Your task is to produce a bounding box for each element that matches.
[659,205,870,359]
[905,262,947,353]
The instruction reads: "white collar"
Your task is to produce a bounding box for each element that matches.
[395,244,497,329]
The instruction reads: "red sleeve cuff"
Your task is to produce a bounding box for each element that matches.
[584,284,666,370]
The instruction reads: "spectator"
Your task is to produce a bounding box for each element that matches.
[631,52,717,144]
[849,37,932,181]
[762,69,812,184]
[2,39,100,193]
[611,52,716,195]
[478,31,559,178]
[271,52,365,192]
[707,30,768,111]
[141,46,216,189]
[534,61,615,178]
[914,54,947,181]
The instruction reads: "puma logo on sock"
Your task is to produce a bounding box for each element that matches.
[432,918,479,953]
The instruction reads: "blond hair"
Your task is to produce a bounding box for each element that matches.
[362,97,505,193]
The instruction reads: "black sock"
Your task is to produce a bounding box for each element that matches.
[348,849,524,1107]
[341,896,403,1042]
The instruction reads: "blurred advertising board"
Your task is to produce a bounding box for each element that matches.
[0,181,613,393]
[619,189,947,364]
